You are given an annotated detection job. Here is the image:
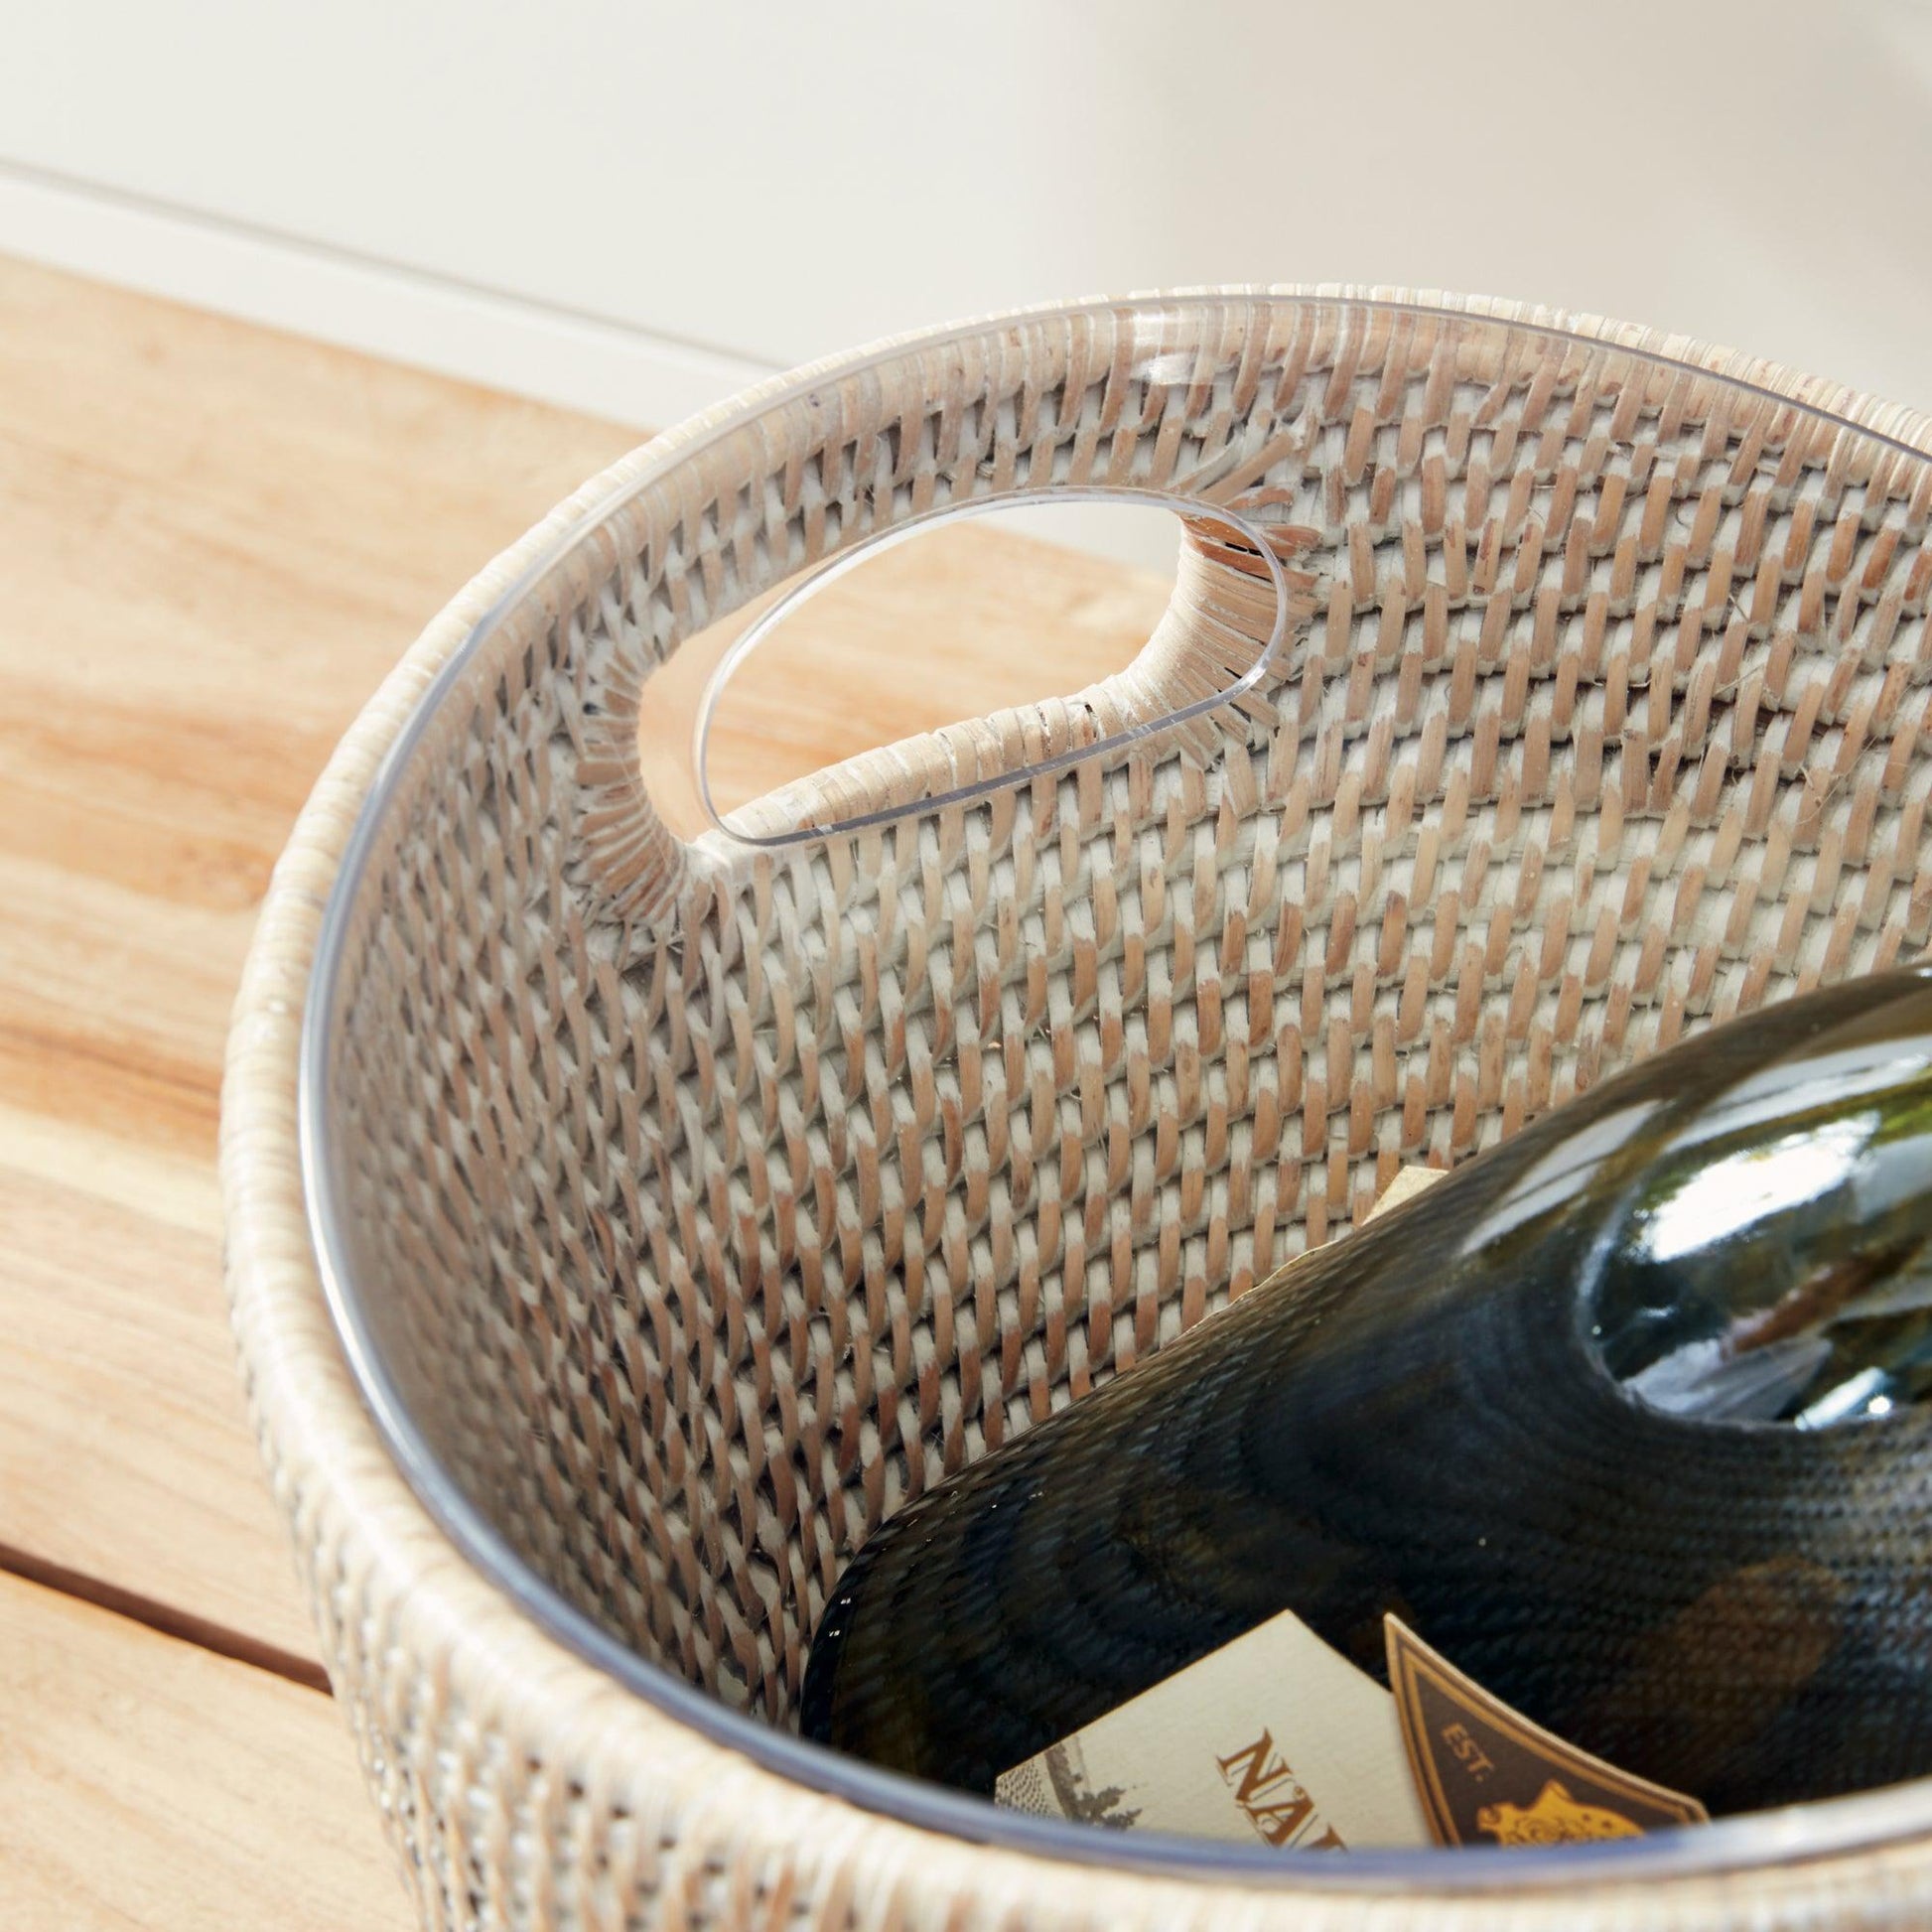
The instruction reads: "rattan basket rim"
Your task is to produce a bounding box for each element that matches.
[228,285,1932,1917]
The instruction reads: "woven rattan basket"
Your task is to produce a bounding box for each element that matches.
[221,290,1932,1929]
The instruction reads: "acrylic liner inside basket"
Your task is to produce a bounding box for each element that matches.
[297,292,1932,1892]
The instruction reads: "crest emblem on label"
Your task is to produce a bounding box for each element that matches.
[1475,1780,1643,1846]
[1385,1617,1709,1848]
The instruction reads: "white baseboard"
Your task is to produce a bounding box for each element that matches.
[0,161,1180,570]
[0,158,779,430]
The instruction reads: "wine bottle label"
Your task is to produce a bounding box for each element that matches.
[994,1601,1436,1850]
[994,1607,1709,1852]
[991,1168,1707,1853]
[1354,1163,1447,1220]
[1384,1617,1709,1846]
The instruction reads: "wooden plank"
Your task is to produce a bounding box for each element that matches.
[0,1569,412,1930]
[0,254,637,1655]
[0,251,1173,1661]
[0,254,641,1168]
[0,1127,316,1663]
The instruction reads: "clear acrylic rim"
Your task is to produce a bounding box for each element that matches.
[301,290,1932,1893]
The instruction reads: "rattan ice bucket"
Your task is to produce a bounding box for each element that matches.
[221,289,1932,1930]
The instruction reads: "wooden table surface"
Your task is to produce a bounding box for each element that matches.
[0,254,1170,1930]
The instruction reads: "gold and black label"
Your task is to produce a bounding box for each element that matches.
[1385,1616,1709,1847]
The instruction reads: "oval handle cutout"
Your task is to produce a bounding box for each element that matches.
[635,487,1294,849]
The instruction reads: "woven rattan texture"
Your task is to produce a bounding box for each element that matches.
[226,291,1932,1930]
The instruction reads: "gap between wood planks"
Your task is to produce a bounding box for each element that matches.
[0,1539,330,1694]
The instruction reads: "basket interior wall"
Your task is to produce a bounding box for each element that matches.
[320,300,1932,1735]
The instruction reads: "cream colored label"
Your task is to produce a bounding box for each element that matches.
[1364,1163,1448,1220]
[994,1603,1435,1850]
[1192,1163,1449,1340]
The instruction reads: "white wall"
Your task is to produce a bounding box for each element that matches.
[9,0,1932,485]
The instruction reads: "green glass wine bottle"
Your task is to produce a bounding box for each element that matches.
[799,969,1932,1820]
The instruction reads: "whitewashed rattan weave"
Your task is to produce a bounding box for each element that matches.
[222,290,1932,1929]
